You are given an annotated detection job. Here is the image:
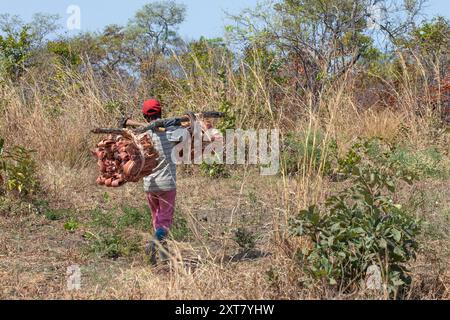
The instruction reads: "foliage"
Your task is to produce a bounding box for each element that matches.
[228,0,421,95]
[118,205,152,231]
[0,13,60,45]
[84,206,145,259]
[281,130,335,176]
[0,140,40,198]
[47,41,81,67]
[337,138,448,180]
[85,230,141,260]
[170,208,191,241]
[126,0,186,77]
[0,26,32,79]
[185,37,232,75]
[399,16,450,59]
[200,68,234,178]
[290,139,422,297]
[64,218,79,233]
[233,227,256,251]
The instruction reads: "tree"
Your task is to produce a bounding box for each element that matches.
[0,13,60,47]
[0,13,61,79]
[227,0,425,98]
[126,1,187,78]
[0,27,32,79]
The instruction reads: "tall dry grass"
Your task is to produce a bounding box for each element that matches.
[0,49,448,300]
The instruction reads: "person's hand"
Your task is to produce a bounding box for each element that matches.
[119,115,130,128]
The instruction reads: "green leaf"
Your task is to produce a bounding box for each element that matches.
[378,238,387,249]
[353,227,366,235]
[391,228,402,242]
[394,246,405,258]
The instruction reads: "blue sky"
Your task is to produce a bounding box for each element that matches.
[0,0,449,39]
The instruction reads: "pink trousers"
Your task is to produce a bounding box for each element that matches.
[145,189,177,231]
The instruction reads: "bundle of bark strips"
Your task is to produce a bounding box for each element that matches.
[92,130,159,187]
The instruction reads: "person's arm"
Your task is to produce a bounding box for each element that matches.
[125,119,148,127]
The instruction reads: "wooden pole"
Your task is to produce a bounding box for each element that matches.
[91,111,224,135]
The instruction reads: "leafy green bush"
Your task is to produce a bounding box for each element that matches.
[47,40,81,67]
[200,162,230,178]
[233,227,256,251]
[290,141,422,297]
[118,205,152,231]
[338,138,448,180]
[85,230,140,260]
[64,218,79,233]
[0,27,32,79]
[0,139,40,198]
[388,146,448,179]
[281,130,335,176]
[83,206,149,259]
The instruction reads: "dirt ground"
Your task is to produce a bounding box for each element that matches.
[0,167,449,299]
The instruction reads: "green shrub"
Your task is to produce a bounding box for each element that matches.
[118,205,152,231]
[89,207,115,228]
[47,40,81,67]
[0,27,32,79]
[64,218,79,233]
[0,140,40,198]
[337,138,416,183]
[84,206,148,259]
[388,146,448,179]
[281,130,335,176]
[200,162,230,178]
[338,138,448,180]
[233,227,256,251]
[290,146,422,297]
[85,230,141,259]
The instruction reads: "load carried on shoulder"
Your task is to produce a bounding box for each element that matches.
[91,111,224,188]
[92,130,159,187]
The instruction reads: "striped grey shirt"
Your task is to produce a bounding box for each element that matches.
[143,127,178,193]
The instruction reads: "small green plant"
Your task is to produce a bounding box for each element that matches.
[85,230,141,259]
[102,192,111,203]
[200,162,230,178]
[118,205,152,231]
[337,138,416,183]
[337,138,447,180]
[45,208,70,221]
[233,227,256,251]
[89,207,115,228]
[388,146,448,179]
[170,209,191,241]
[290,144,422,297]
[0,142,40,198]
[64,218,79,233]
[84,206,146,259]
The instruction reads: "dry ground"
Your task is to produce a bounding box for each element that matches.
[0,164,448,300]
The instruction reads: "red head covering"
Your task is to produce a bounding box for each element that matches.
[142,99,162,117]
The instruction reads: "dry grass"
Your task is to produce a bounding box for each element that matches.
[0,56,449,300]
